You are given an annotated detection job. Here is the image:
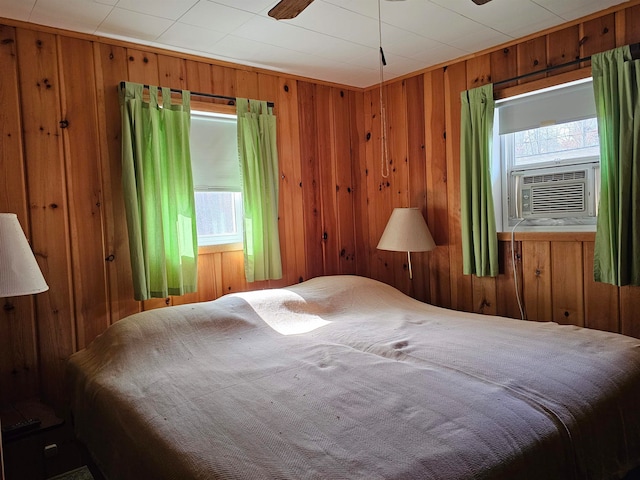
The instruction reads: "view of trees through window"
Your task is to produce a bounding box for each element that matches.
[194,191,242,245]
[513,118,600,167]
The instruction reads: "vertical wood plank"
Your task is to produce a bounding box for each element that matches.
[583,241,619,333]
[315,85,339,275]
[465,54,491,89]
[424,69,450,308]
[444,61,473,312]
[94,42,141,323]
[297,81,323,279]
[211,65,237,98]
[366,85,394,285]
[388,80,411,292]
[624,5,640,45]
[491,45,518,89]
[496,239,523,319]
[236,70,259,100]
[551,241,584,326]
[516,37,546,83]
[0,24,39,403]
[349,89,370,278]
[185,60,212,93]
[405,75,428,301]
[196,252,217,303]
[157,55,186,89]
[221,251,248,294]
[16,28,75,408]
[58,36,109,348]
[522,241,552,321]
[547,26,580,75]
[472,277,497,315]
[276,77,306,283]
[126,49,159,85]
[363,89,380,281]
[620,286,640,338]
[332,87,357,275]
[581,14,616,59]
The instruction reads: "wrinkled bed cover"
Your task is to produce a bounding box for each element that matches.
[67,275,640,480]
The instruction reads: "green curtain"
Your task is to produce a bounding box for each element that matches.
[236,98,282,282]
[119,82,198,300]
[460,83,498,277]
[592,46,640,286]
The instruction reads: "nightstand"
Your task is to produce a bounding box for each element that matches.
[0,400,83,480]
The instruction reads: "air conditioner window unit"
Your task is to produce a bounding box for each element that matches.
[508,163,599,225]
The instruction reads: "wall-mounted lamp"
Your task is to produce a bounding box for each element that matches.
[0,213,49,298]
[377,207,435,279]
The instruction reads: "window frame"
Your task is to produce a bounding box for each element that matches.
[493,73,600,233]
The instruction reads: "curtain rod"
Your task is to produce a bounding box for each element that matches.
[494,42,640,88]
[119,81,274,108]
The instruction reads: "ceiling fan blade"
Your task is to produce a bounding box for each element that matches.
[471,0,493,4]
[268,0,315,20]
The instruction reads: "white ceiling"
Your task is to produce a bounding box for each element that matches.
[0,0,626,88]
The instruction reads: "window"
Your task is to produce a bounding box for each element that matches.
[494,78,600,231]
[190,111,243,246]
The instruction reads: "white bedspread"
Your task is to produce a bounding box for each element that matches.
[67,275,640,480]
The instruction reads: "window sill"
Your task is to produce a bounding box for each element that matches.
[497,231,595,242]
[198,242,243,255]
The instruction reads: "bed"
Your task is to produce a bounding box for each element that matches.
[66,275,640,480]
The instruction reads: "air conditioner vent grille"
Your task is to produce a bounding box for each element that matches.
[523,170,586,184]
[531,183,585,214]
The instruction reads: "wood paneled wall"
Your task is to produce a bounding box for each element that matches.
[0,22,365,409]
[359,3,640,337]
[2,1,640,410]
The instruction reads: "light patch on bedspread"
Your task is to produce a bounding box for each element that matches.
[231,289,332,335]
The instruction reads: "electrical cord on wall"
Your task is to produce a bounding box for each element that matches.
[511,218,527,321]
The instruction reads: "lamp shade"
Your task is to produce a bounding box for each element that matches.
[0,213,49,297]
[377,208,435,252]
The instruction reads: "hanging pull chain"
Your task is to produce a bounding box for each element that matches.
[378,0,389,179]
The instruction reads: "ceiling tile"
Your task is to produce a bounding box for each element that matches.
[179,1,254,32]
[115,0,198,20]
[532,0,624,20]
[234,15,374,63]
[97,7,174,41]
[446,24,511,53]
[0,0,36,21]
[29,0,112,33]
[288,1,380,47]
[430,0,557,36]
[379,25,443,58]
[206,0,276,15]
[156,21,226,52]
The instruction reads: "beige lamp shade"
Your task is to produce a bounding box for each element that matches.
[377,208,435,253]
[0,213,49,297]
[377,208,435,280]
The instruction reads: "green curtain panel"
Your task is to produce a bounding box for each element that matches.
[460,83,498,277]
[592,46,640,286]
[236,98,282,282]
[119,82,198,300]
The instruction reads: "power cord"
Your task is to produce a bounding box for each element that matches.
[511,218,527,320]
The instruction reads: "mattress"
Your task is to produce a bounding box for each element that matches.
[66,275,640,479]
